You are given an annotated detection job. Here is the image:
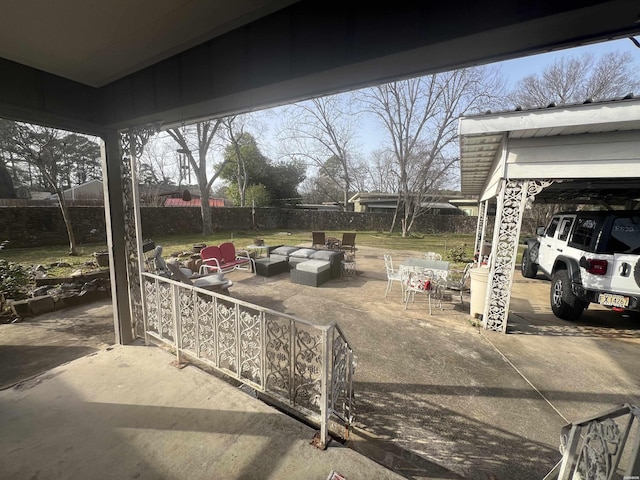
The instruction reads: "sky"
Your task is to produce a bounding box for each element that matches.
[352,36,640,160]
[153,36,640,190]
[496,36,640,88]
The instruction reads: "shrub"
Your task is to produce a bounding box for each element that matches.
[447,243,467,263]
[0,259,30,307]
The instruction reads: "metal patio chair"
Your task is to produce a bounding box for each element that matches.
[401,266,444,314]
[383,253,403,298]
[445,262,473,305]
[421,251,442,261]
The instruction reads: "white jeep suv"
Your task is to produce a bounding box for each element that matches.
[521,211,640,320]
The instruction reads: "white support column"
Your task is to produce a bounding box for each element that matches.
[482,179,553,333]
[474,200,489,263]
[101,130,134,344]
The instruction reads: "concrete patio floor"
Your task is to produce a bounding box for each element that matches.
[0,342,407,480]
[2,245,639,479]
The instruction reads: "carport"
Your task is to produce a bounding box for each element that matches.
[459,95,640,333]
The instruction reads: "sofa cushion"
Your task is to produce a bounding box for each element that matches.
[296,259,331,274]
[288,256,310,267]
[310,250,337,261]
[271,246,299,257]
[289,248,316,259]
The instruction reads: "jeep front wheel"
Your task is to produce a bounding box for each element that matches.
[550,270,587,321]
[521,248,538,278]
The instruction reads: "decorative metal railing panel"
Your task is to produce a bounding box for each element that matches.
[331,326,356,424]
[544,404,640,480]
[141,272,356,447]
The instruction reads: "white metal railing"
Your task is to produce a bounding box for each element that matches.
[141,272,356,448]
[544,404,640,479]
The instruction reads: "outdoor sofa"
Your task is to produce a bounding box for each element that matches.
[259,246,344,287]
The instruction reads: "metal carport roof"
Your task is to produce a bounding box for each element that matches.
[459,95,640,206]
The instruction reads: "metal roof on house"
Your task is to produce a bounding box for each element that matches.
[164,198,224,207]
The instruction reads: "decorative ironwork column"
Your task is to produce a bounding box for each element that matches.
[119,127,158,337]
[483,179,553,332]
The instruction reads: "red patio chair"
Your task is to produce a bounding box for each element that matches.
[219,242,255,273]
[199,245,227,274]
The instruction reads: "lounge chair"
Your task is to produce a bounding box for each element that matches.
[167,263,232,295]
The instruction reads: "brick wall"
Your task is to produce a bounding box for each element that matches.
[0,206,495,248]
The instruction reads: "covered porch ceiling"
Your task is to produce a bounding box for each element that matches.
[1,1,640,133]
[459,96,640,206]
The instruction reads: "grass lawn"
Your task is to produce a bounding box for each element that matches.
[0,230,478,277]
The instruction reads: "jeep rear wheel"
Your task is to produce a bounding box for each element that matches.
[521,248,538,278]
[550,270,587,321]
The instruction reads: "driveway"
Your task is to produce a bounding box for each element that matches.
[2,246,639,480]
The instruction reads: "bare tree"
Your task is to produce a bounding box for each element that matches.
[359,66,505,236]
[166,120,228,235]
[363,149,399,193]
[5,122,100,254]
[279,93,361,210]
[220,116,249,206]
[138,140,180,186]
[510,51,640,108]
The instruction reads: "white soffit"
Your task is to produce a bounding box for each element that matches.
[0,0,297,87]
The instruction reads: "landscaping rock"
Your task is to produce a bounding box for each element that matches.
[31,286,52,297]
[10,300,31,317]
[28,295,55,314]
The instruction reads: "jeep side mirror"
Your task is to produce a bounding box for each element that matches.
[536,226,546,236]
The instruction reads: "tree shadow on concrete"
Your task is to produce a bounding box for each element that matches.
[0,345,98,389]
[353,381,569,480]
[507,310,640,338]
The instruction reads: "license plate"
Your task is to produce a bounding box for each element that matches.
[598,293,629,308]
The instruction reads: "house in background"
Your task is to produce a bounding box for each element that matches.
[28,190,53,201]
[164,198,225,207]
[349,192,464,215]
[44,180,224,207]
[294,202,342,211]
[46,179,104,204]
[449,197,479,216]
